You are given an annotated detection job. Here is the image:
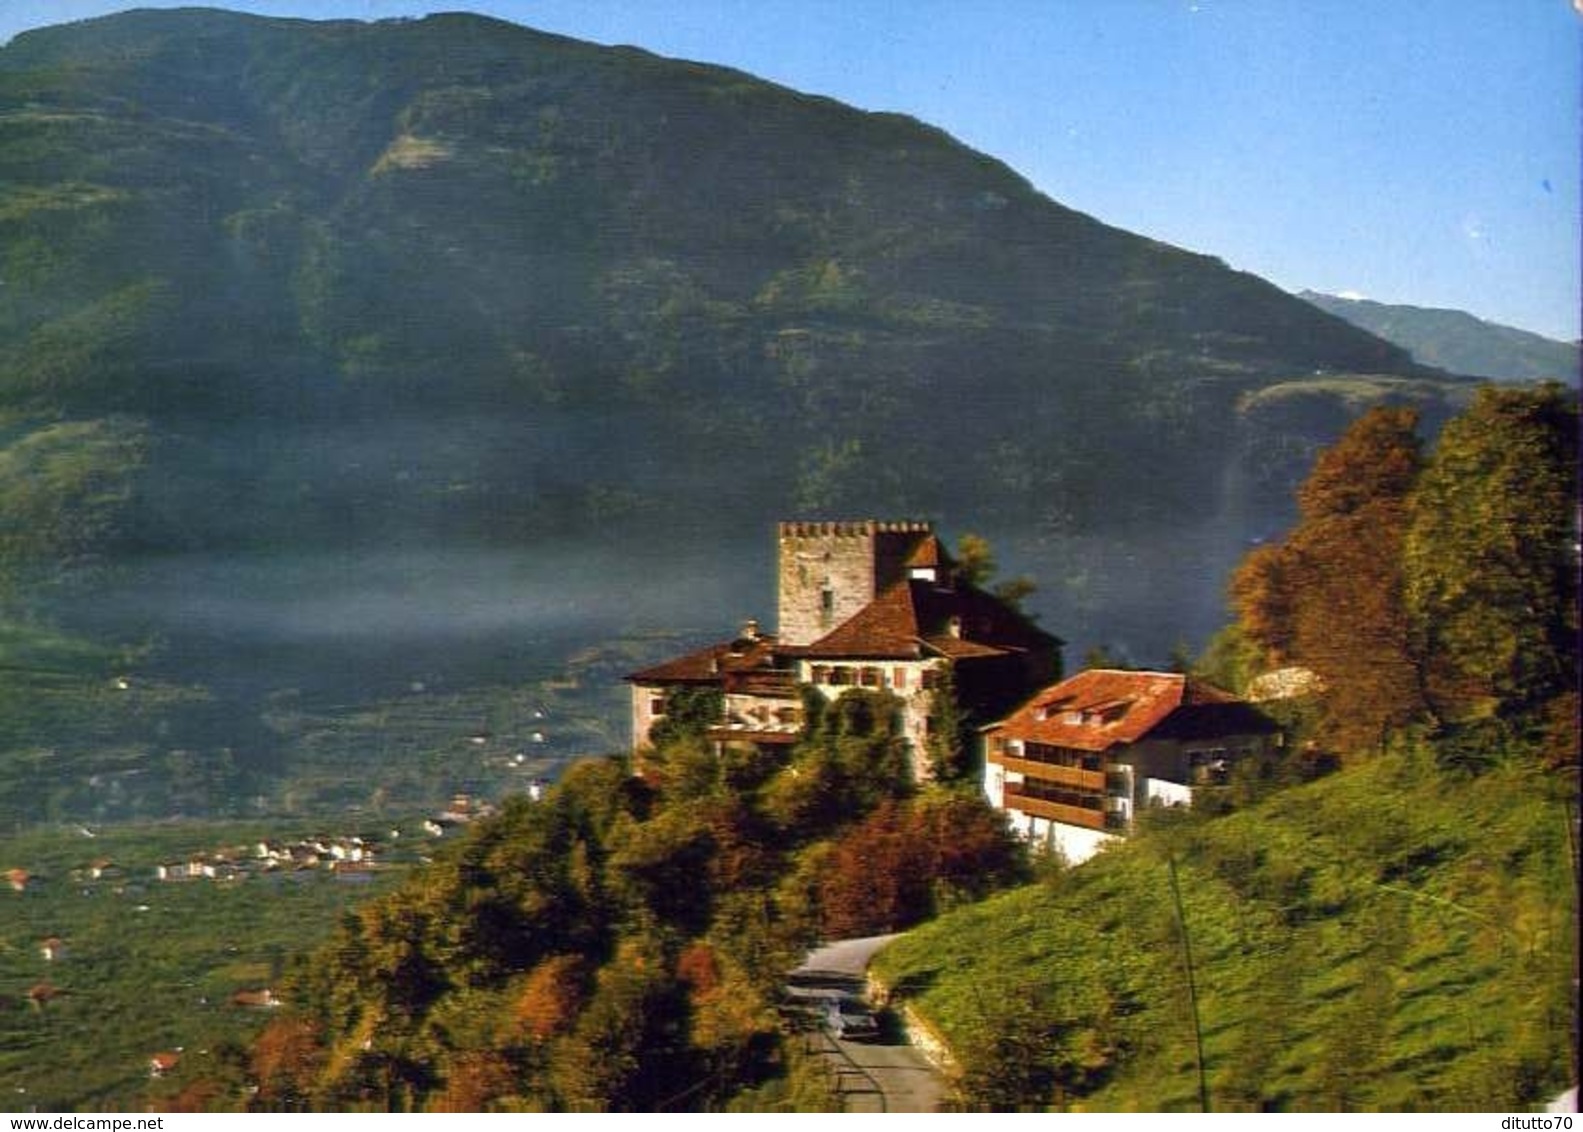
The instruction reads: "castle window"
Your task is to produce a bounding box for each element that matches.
[860,667,881,687]
[892,667,908,689]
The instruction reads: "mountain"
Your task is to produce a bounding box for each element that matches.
[0,8,1472,819]
[1300,291,1579,384]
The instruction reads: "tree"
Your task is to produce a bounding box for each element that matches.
[818,795,1026,936]
[916,792,1028,909]
[955,532,1038,612]
[606,804,718,934]
[766,687,911,835]
[513,955,591,1042]
[1403,384,1579,723]
[819,801,931,936]
[1191,624,1262,696]
[1229,544,1296,666]
[955,533,997,587]
[1230,406,1430,754]
[548,936,694,1112]
[250,1017,326,1110]
[429,1052,517,1113]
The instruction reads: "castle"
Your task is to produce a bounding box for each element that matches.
[626,520,1062,781]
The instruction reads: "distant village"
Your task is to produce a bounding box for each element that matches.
[4,787,561,901]
[5,792,547,1082]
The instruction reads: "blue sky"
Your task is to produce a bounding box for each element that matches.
[3,0,1578,341]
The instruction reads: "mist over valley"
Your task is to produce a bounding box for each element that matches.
[0,8,1510,823]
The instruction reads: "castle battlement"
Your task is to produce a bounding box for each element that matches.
[777,519,932,539]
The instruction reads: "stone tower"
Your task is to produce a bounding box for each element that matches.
[775,520,934,646]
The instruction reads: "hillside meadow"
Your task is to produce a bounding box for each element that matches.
[871,744,1578,1111]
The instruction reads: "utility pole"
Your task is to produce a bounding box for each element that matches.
[1168,853,1210,1113]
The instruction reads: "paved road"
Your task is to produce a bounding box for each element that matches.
[788,936,948,1113]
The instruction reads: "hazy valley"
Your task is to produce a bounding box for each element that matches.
[0,9,1575,1113]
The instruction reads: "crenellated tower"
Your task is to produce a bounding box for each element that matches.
[775,520,937,646]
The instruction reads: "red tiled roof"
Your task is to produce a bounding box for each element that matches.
[626,635,785,685]
[922,636,1008,660]
[801,578,1060,660]
[986,669,1270,752]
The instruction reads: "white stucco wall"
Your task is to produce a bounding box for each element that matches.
[992,806,1120,866]
[1143,776,1193,808]
[1038,818,1119,866]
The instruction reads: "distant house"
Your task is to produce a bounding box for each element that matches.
[7,867,30,893]
[230,988,281,1009]
[627,521,1061,781]
[983,669,1280,864]
[149,1051,182,1078]
[39,937,67,962]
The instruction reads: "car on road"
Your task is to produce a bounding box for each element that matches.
[822,993,880,1041]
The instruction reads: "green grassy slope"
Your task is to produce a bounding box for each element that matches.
[872,748,1578,1111]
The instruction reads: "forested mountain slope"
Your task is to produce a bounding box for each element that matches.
[0,8,1471,817]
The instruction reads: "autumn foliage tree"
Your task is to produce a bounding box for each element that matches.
[513,955,591,1042]
[819,794,1026,937]
[245,658,1034,1111]
[250,1017,326,1110]
[1230,387,1579,765]
[1231,405,1429,754]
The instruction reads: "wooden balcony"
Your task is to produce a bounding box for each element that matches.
[1002,787,1106,831]
[994,756,1105,792]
